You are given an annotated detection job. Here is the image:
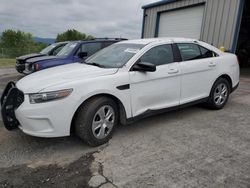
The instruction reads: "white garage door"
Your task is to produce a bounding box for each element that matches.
[158,5,205,39]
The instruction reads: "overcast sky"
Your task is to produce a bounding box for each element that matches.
[0,0,156,39]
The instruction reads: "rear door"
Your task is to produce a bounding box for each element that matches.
[177,43,219,104]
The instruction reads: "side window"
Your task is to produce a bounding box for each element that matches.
[78,43,102,56]
[200,46,217,58]
[177,43,201,61]
[52,45,64,55]
[140,44,174,66]
[102,42,114,48]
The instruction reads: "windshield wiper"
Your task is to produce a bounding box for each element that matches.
[86,62,105,68]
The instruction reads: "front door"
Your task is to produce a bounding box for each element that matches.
[129,44,181,117]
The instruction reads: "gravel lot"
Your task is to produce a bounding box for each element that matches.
[0,69,250,188]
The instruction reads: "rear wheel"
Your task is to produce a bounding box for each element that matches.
[206,78,230,110]
[74,96,118,146]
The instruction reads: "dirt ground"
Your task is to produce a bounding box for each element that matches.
[0,68,250,188]
[0,154,94,188]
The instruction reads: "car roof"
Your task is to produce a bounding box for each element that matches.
[64,38,127,44]
[54,41,69,44]
[119,38,222,55]
[119,37,198,45]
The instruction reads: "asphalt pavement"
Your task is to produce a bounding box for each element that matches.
[0,69,249,188]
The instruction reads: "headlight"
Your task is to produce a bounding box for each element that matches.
[25,63,31,71]
[29,89,73,104]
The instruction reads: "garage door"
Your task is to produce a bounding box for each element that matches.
[158,5,205,39]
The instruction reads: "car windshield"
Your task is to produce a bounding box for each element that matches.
[40,44,57,54]
[85,43,145,68]
[56,42,78,57]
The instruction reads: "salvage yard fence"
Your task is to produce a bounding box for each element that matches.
[0,47,42,58]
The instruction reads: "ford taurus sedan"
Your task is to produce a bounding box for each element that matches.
[1,38,240,146]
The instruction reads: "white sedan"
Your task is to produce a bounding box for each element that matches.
[1,38,239,146]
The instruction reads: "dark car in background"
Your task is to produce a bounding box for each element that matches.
[22,38,127,74]
[16,42,68,74]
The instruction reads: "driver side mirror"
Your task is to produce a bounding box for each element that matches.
[132,61,156,72]
[78,51,88,59]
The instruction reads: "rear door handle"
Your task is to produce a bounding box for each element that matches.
[168,69,179,74]
[208,62,216,67]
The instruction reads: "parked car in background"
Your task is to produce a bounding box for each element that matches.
[1,38,239,146]
[21,38,127,74]
[16,42,68,74]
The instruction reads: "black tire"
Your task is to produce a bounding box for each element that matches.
[74,96,118,146]
[205,78,230,110]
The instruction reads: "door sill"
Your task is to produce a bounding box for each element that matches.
[126,97,208,124]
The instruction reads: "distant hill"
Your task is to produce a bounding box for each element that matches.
[0,32,55,44]
[33,37,55,44]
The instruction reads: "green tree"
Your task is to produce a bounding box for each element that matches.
[0,29,47,57]
[1,29,33,48]
[56,29,94,42]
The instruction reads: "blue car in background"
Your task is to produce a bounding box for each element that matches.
[23,38,126,74]
[16,42,68,74]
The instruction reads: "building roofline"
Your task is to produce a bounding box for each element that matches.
[142,0,178,9]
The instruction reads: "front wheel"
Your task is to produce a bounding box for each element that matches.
[74,96,118,146]
[206,78,230,110]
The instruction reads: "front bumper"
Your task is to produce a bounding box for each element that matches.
[1,82,76,137]
[15,94,76,137]
[16,62,34,74]
[15,63,25,73]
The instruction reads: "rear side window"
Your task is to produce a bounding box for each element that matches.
[102,41,115,48]
[177,43,217,61]
[177,43,201,61]
[78,42,102,56]
[200,46,217,58]
[140,44,174,66]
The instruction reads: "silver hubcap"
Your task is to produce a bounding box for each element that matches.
[92,105,115,139]
[214,83,228,105]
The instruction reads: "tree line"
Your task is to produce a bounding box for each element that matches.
[0,29,94,58]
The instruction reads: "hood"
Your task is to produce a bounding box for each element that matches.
[26,56,60,64]
[16,63,118,93]
[16,53,45,62]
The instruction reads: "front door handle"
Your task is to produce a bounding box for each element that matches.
[168,69,179,74]
[208,62,216,67]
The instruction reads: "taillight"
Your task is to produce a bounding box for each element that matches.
[236,56,240,64]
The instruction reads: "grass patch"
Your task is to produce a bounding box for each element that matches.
[0,59,16,68]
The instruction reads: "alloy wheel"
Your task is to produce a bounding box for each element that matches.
[92,105,115,139]
[213,83,228,105]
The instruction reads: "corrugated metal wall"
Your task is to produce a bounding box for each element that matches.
[142,0,241,50]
